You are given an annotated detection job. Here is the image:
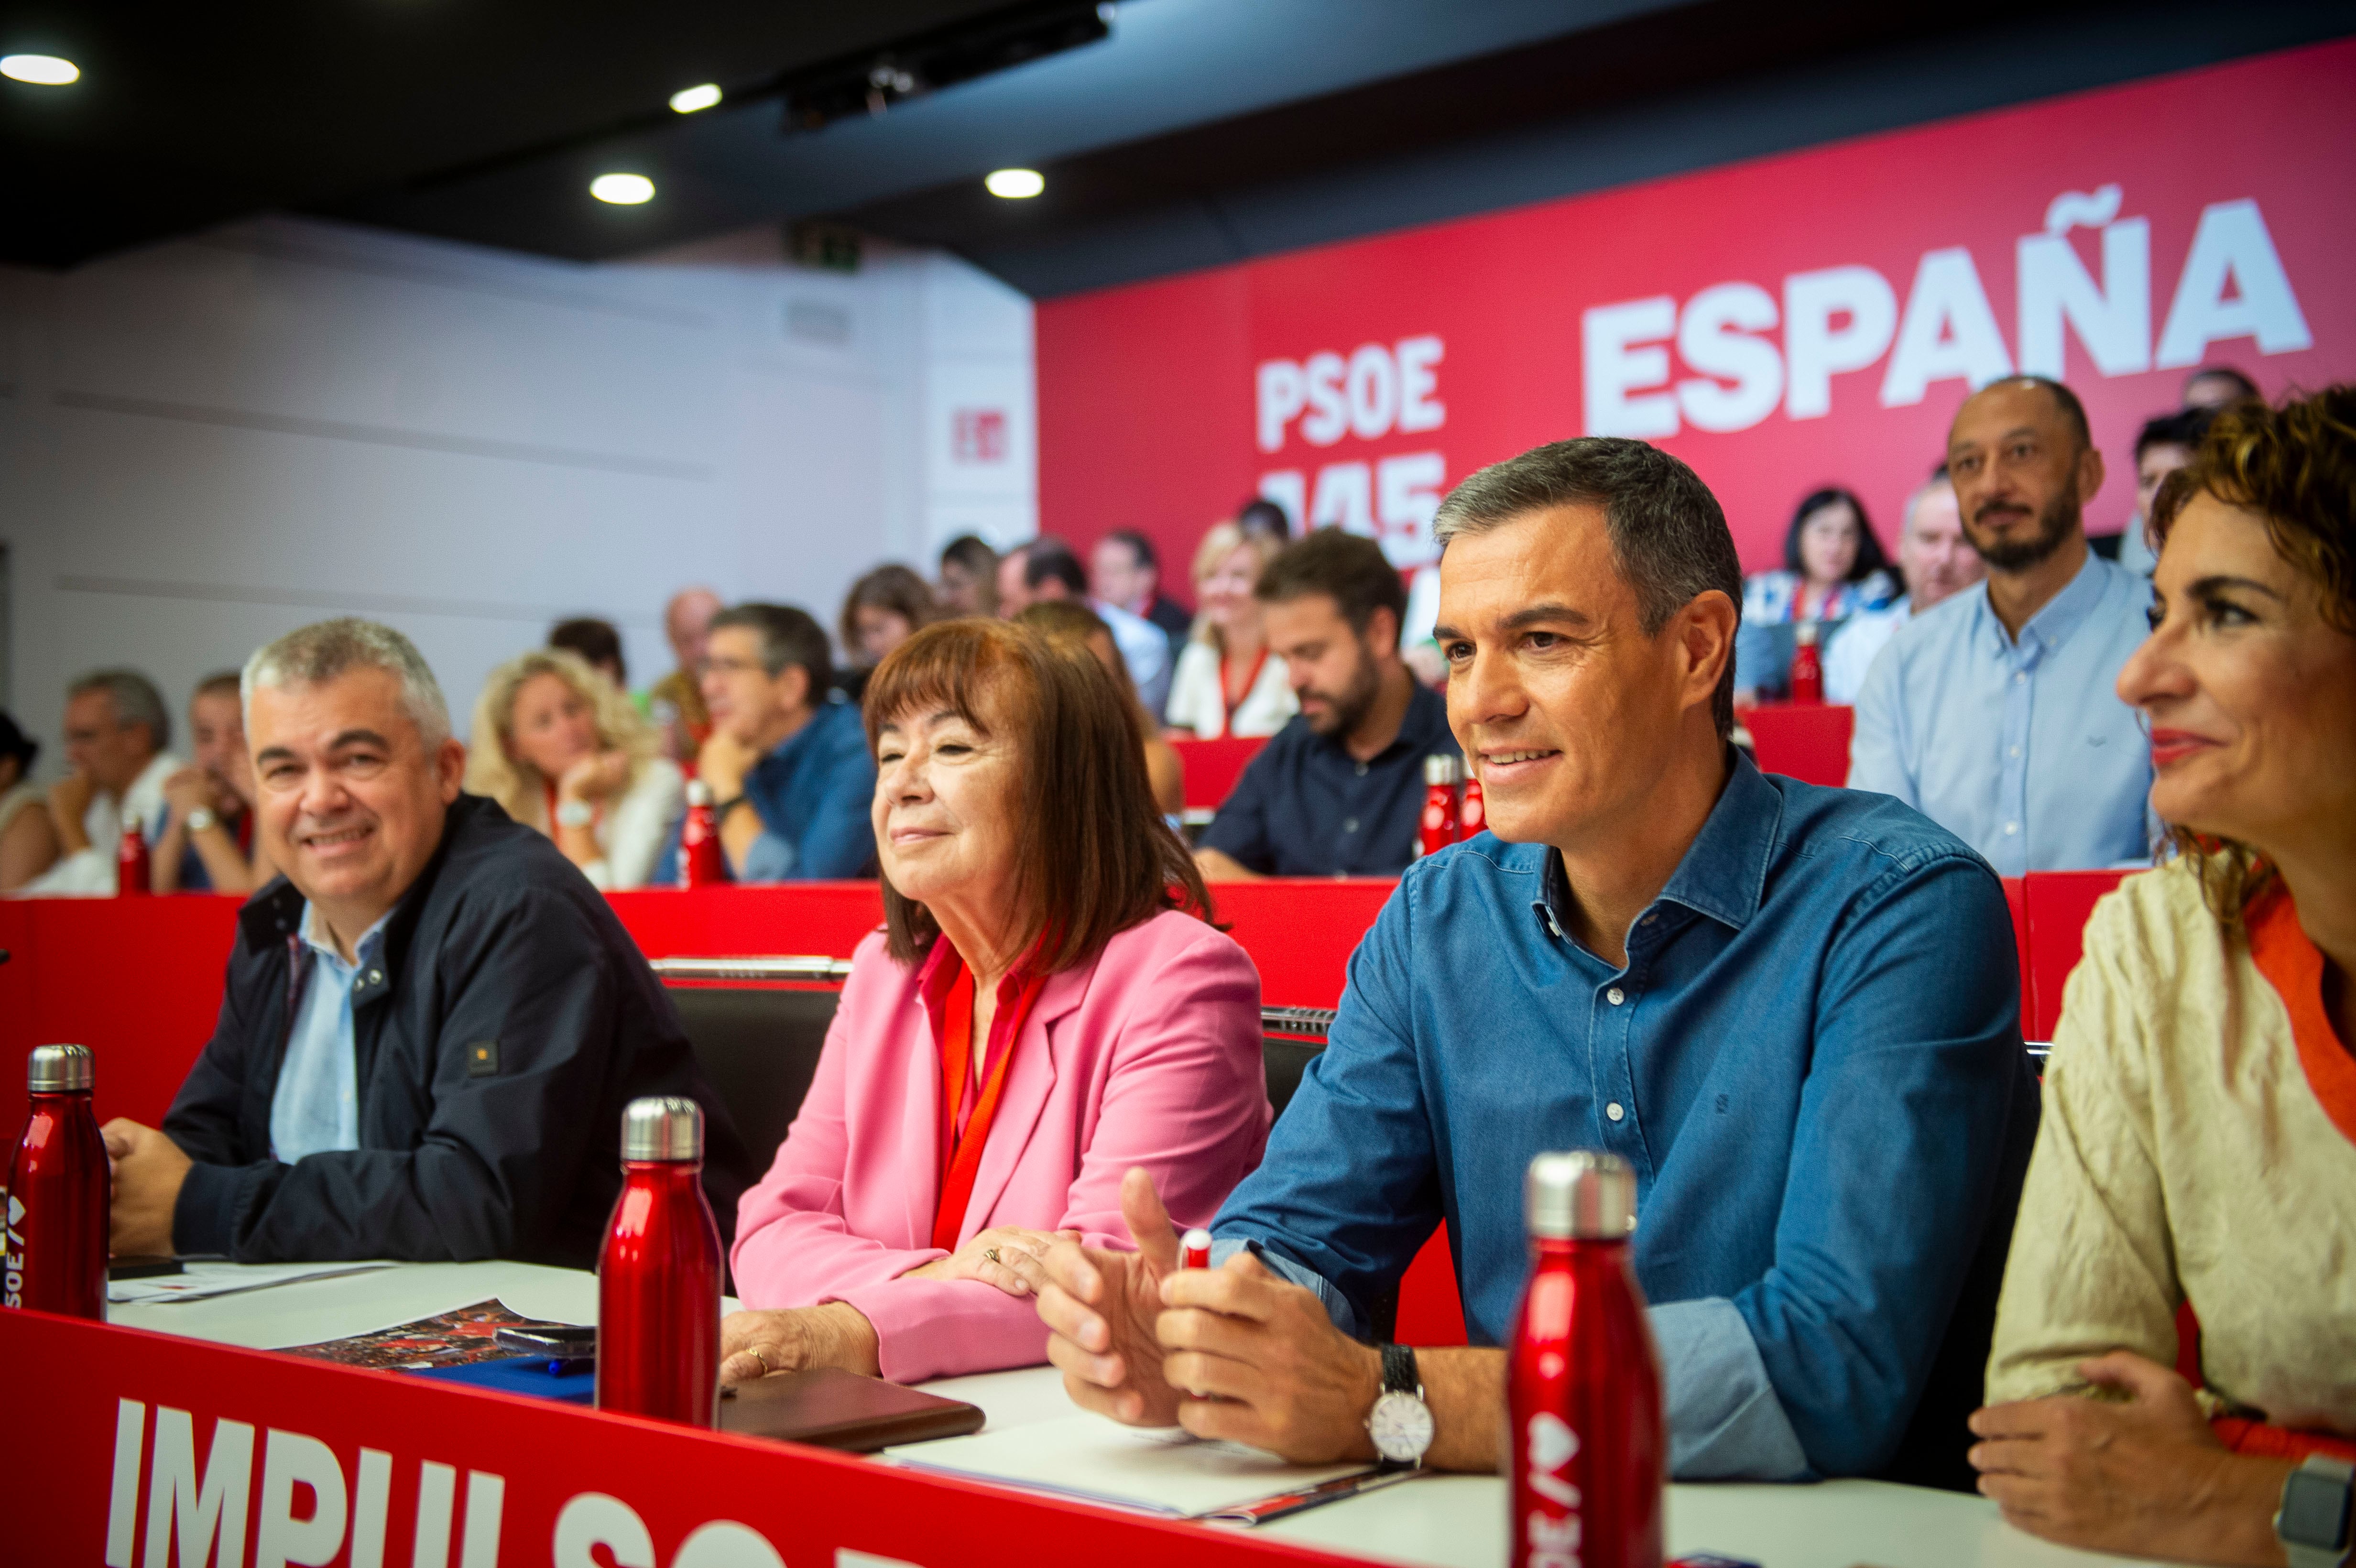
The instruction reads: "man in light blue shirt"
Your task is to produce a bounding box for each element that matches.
[1849,377,2153,875]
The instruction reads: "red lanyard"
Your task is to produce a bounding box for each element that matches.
[931,949,1047,1252]
[1222,646,1269,727]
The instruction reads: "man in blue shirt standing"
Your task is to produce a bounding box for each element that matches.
[1194,527,1459,880]
[675,602,875,882]
[1848,376,2153,873]
[1037,437,2037,1489]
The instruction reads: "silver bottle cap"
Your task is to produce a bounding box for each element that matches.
[621,1096,704,1162]
[683,778,713,807]
[28,1044,96,1094]
[1526,1150,1636,1240]
[1424,753,1463,787]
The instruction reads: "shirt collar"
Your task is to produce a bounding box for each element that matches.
[1535,748,1782,941]
[1972,551,2117,661]
[298,901,392,971]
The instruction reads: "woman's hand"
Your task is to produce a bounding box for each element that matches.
[557,750,630,804]
[902,1226,1078,1297]
[718,1303,881,1385]
[1969,1351,2295,1566]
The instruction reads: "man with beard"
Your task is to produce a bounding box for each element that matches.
[1194,527,1457,879]
[1849,376,2153,873]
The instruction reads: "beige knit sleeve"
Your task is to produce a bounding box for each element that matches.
[1984,888,2183,1405]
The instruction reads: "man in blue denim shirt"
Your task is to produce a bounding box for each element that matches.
[658,603,875,882]
[1038,438,2037,1489]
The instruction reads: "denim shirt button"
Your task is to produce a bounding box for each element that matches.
[1605,1101,1626,1122]
[1606,986,1626,1006]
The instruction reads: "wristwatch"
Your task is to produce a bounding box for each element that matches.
[1365,1343,1434,1468]
[184,806,217,833]
[2277,1455,2355,1568]
[554,798,595,829]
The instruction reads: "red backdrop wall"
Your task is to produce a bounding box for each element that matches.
[1038,39,2356,582]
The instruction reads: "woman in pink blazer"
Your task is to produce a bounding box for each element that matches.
[720,619,1271,1385]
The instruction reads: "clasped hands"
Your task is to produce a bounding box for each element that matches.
[1035,1167,1385,1464]
[718,1223,1074,1387]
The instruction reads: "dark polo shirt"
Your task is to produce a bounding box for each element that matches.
[1199,676,1458,876]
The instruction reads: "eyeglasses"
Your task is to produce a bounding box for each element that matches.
[698,655,765,676]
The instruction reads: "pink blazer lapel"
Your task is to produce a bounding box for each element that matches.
[954,960,1088,1242]
[895,984,945,1248]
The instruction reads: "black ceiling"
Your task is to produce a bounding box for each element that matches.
[4,0,2347,295]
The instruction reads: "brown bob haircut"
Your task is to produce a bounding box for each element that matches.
[2150,383,2356,921]
[862,618,1214,972]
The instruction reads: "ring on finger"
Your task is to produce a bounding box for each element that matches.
[983,1247,1001,1263]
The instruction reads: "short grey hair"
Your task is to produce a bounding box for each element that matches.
[68,668,171,751]
[1432,437,1744,740]
[242,618,452,747]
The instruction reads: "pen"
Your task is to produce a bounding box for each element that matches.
[1181,1228,1213,1271]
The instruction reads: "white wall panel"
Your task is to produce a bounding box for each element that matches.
[0,216,1036,769]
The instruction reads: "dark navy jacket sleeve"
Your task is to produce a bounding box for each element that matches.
[172,885,627,1263]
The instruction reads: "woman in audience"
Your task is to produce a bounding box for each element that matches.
[837,564,940,702]
[1162,521,1295,739]
[1734,487,1896,703]
[0,710,61,890]
[1974,388,2356,1564]
[936,534,1000,619]
[1017,600,1184,820]
[720,619,1268,1385]
[464,649,684,890]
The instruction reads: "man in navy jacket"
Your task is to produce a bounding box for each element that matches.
[103,618,750,1267]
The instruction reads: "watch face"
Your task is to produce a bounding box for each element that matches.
[2281,1470,2352,1547]
[1368,1390,1434,1463]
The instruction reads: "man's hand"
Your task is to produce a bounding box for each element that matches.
[1969,1352,2293,1565]
[903,1225,1076,1297]
[718,1303,880,1384]
[1159,1251,1382,1463]
[1192,848,1264,884]
[1037,1167,1188,1426]
[48,772,97,852]
[103,1119,191,1257]
[695,730,760,802]
[163,766,211,819]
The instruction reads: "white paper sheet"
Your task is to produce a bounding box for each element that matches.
[108,1260,396,1306]
[885,1412,1374,1517]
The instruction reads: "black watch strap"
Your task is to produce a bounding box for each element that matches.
[714,795,748,819]
[1381,1342,1421,1397]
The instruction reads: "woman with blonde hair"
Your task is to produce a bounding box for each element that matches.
[1017,600,1184,819]
[1973,388,2356,1564]
[1162,521,1295,739]
[466,648,684,890]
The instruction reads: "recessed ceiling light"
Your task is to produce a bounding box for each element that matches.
[1,54,79,86]
[985,168,1045,200]
[669,83,723,115]
[590,173,656,205]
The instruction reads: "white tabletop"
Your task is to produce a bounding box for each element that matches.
[112,1261,2165,1568]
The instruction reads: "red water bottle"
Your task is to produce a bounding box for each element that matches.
[1508,1151,1663,1568]
[678,780,727,889]
[5,1045,110,1320]
[1418,754,1462,860]
[116,821,152,897]
[597,1097,721,1427]
[1788,621,1824,706]
[1460,773,1485,840]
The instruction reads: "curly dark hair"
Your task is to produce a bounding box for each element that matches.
[2149,384,2356,921]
